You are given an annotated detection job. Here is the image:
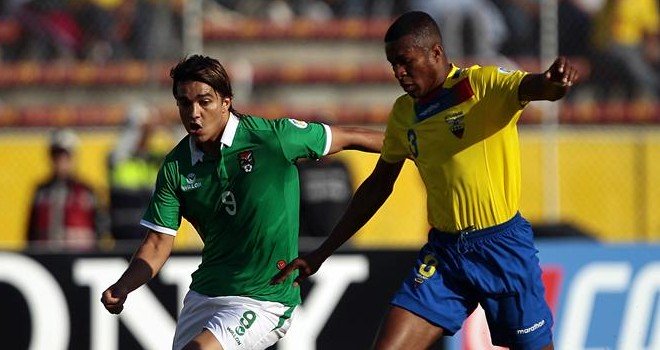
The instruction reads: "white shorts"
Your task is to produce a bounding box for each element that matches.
[172,290,296,350]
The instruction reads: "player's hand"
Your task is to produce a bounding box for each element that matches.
[101,284,128,314]
[544,56,579,87]
[271,251,325,286]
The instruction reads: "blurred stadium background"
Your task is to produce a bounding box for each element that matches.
[0,0,658,349]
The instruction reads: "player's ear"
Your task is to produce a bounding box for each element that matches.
[431,43,443,63]
[221,97,231,111]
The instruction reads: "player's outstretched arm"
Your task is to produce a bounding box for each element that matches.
[273,158,403,286]
[101,230,174,314]
[328,126,384,154]
[519,56,579,102]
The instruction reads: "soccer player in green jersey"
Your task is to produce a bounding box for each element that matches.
[274,11,578,350]
[100,55,383,350]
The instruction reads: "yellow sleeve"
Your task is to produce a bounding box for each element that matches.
[381,97,411,164]
[468,65,528,123]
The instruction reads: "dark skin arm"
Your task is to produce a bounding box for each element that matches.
[328,126,384,154]
[101,230,174,314]
[519,56,579,102]
[273,158,404,285]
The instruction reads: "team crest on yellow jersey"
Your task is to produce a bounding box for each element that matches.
[445,111,465,138]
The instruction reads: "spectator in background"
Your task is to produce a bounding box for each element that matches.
[491,0,539,56]
[73,0,129,62]
[10,0,84,61]
[27,128,107,251]
[298,157,353,237]
[108,103,165,242]
[591,0,658,101]
[558,0,594,57]
[127,0,182,61]
[408,0,509,60]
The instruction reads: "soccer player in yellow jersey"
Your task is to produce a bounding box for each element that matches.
[274,11,578,350]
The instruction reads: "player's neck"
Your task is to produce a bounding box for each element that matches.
[201,113,230,156]
[197,132,224,157]
[417,82,445,104]
[417,63,451,103]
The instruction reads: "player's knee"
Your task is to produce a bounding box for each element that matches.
[181,341,224,350]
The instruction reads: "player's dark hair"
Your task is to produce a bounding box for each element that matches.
[384,11,442,49]
[170,55,240,115]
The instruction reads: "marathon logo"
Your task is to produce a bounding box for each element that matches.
[516,319,545,335]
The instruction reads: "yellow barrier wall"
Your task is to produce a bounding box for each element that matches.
[1,127,659,250]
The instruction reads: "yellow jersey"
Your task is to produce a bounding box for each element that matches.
[381,64,528,232]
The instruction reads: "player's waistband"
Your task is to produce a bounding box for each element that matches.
[428,212,523,244]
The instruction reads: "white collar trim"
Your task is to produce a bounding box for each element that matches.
[189,112,240,165]
[221,112,240,148]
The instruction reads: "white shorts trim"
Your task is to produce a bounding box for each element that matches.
[172,290,296,350]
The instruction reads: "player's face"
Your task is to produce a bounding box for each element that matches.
[175,80,231,146]
[386,34,444,99]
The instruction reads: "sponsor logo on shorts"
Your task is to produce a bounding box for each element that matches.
[277,260,286,270]
[228,310,258,345]
[226,327,242,345]
[414,254,438,287]
[516,319,545,335]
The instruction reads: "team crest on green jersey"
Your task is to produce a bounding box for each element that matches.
[238,150,254,173]
[445,111,465,138]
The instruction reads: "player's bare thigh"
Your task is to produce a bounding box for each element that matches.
[509,342,554,350]
[373,306,444,350]
[182,329,223,350]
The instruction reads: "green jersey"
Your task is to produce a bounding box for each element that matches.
[141,114,331,306]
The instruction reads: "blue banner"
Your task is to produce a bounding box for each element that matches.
[449,241,660,350]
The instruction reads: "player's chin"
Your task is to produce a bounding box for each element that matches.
[405,87,422,98]
[190,131,206,142]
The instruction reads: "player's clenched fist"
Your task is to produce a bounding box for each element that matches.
[271,250,327,287]
[101,284,128,314]
[544,56,579,87]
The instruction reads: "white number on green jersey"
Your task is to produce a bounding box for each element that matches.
[221,190,237,215]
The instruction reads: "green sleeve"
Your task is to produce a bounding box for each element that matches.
[140,159,181,235]
[274,118,330,163]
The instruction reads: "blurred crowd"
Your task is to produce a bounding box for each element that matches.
[0,0,657,100]
[0,0,183,62]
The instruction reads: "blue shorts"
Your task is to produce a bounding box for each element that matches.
[391,213,553,349]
